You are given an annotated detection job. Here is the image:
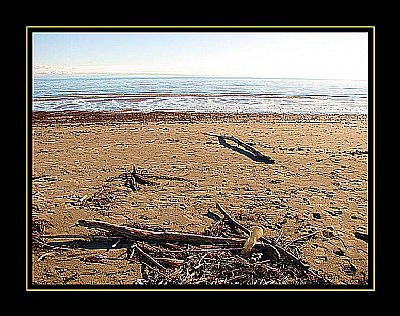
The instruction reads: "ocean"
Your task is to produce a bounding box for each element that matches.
[32,76,368,114]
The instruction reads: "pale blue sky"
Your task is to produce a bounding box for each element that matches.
[33,32,368,80]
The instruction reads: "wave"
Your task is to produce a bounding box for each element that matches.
[32,93,367,115]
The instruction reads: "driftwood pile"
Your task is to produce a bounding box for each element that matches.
[66,203,330,285]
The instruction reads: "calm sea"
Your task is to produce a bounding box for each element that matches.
[32,76,367,114]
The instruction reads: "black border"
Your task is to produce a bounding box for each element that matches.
[26,26,375,292]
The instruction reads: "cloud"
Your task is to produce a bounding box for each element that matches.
[33,64,172,76]
[34,65,75,75]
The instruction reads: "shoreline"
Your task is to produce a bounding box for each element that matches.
[32,110,368,125]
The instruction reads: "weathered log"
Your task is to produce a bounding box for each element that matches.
[206,133,274,163]
[77,219,248,246]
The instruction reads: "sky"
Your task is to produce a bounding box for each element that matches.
[33,32,369,80]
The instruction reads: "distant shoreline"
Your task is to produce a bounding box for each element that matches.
[34,73,368,81]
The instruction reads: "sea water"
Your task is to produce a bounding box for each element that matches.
[32,75,367,114]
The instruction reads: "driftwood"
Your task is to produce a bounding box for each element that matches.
[215,203,310,270]
[131,166,158,186]
[222,135,269,159]
[216,202,252,236]
[206,133,274,163]
[133,242,166,271]
[77,218,286,262]
[216,203,280,261]
[65,213,330,284]
[106,166,158,191]
[77,219,248,247]
[40,234,122,241]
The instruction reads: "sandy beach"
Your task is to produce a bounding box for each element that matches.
[31,111,369,287]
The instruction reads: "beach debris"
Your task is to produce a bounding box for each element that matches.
[132,242,167,271]
[32,175,58,182]
[241,226,264,257]
[32,216,53,251]
[130,165,158,186]
[77,219,250,247]
[354,231,368,243]
[205,133,274,163]
[105,165,158,191]
[216,203,298,265]
[106,165,195,191]
[36,201,332,286]
[68,201,331,285]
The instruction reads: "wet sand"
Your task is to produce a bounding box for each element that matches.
[31,111,369,286]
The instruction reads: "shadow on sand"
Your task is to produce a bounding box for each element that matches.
[217,136,274,164]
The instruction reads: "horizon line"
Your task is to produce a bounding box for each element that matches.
[33,73,367,81]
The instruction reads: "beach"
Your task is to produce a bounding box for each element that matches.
[31,111,369,286]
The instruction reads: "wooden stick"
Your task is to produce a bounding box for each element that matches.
[40,234,121,240]
[129,173,139,191]
[162,247,243,253]
[155,257,185,267]
[77,219,247,246]
[284,229,322,249]
[140,173,194,183]
[215,203,281,261]
[134,242,166,271]
[131,165,158,185]
[216,203,250,235]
